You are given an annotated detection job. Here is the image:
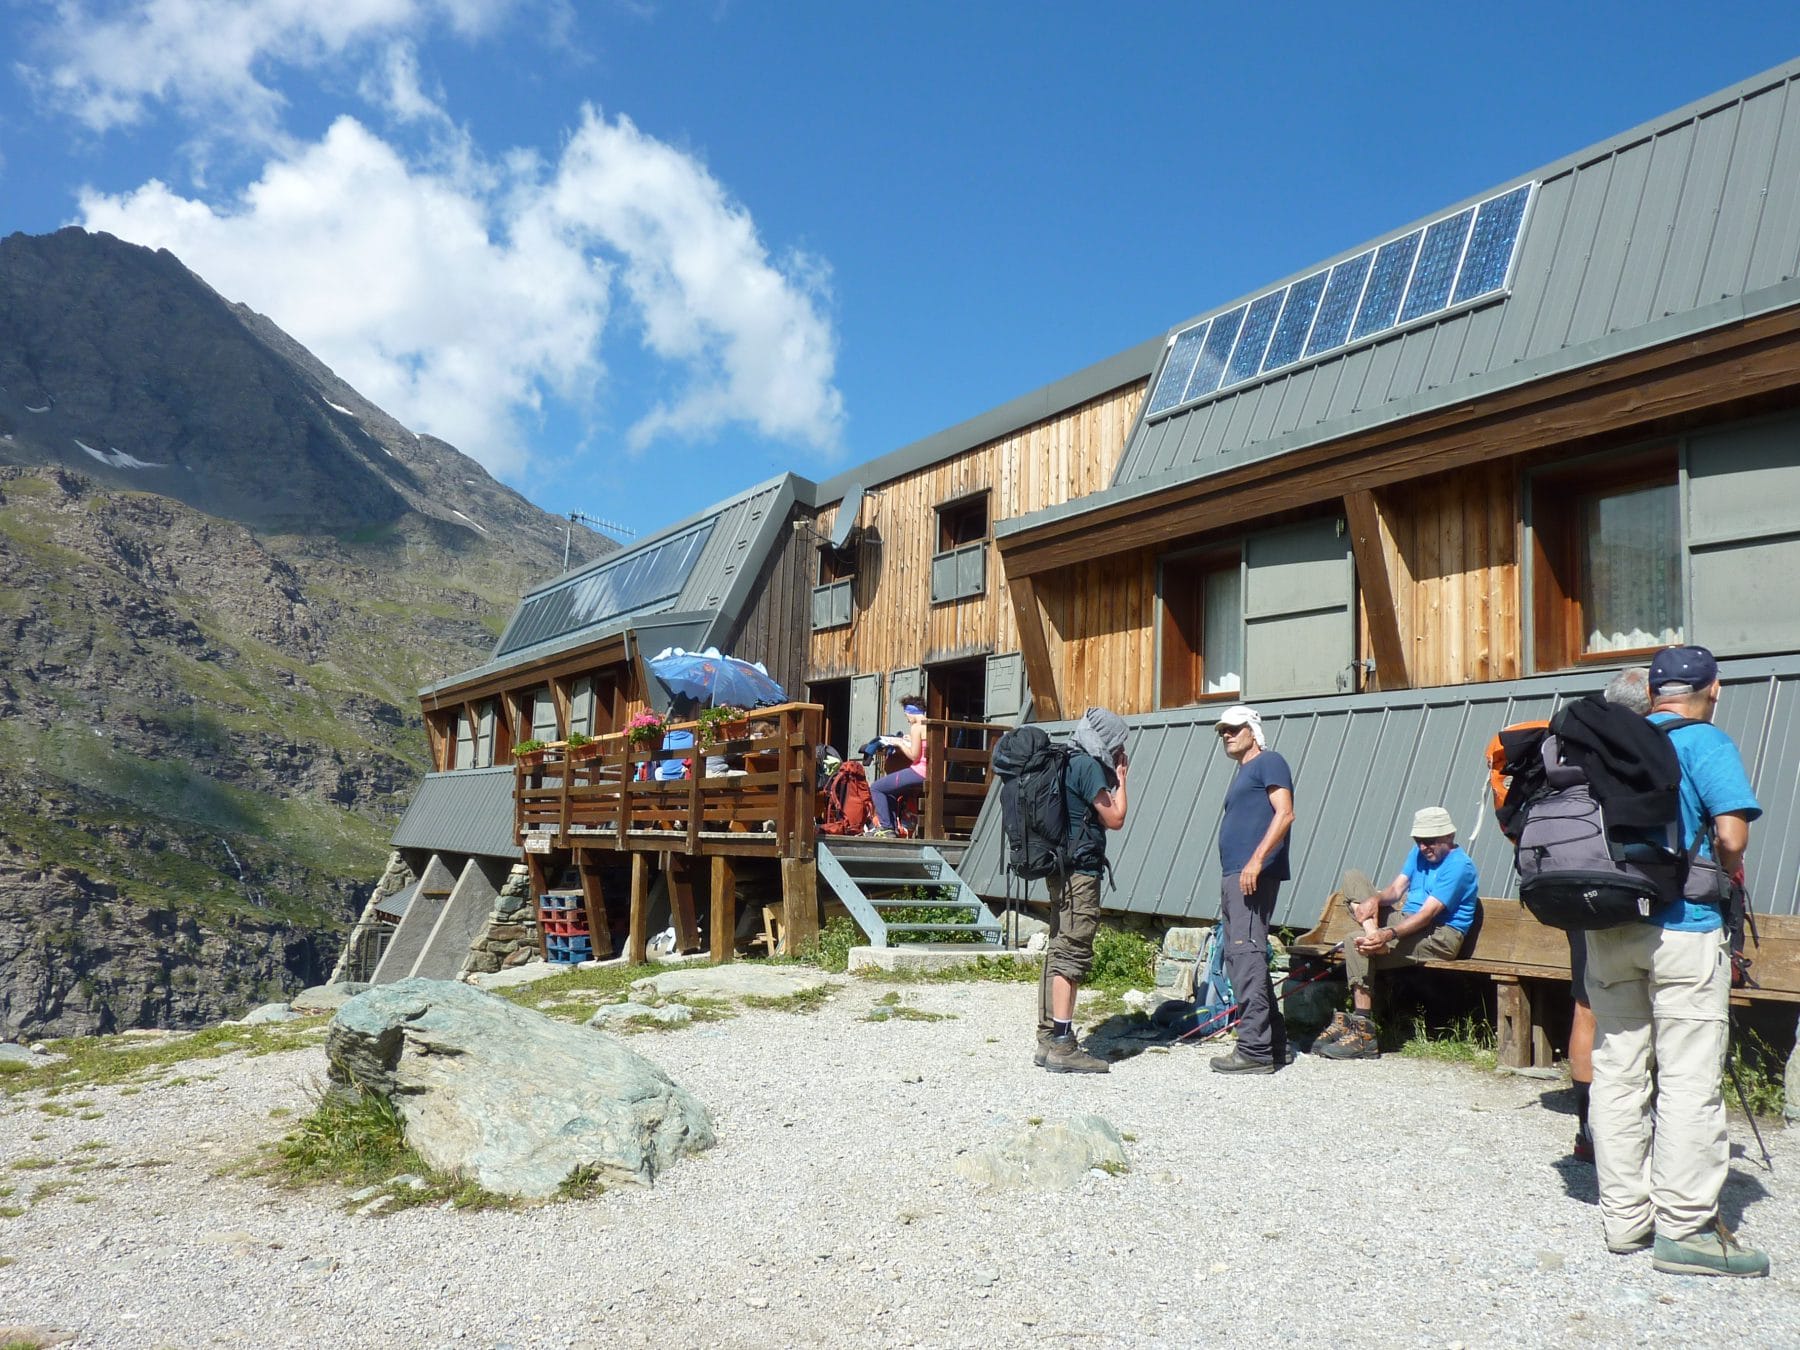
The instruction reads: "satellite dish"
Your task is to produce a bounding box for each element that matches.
[828,483,864,551]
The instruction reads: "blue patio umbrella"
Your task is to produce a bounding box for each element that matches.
[648,647,787,708]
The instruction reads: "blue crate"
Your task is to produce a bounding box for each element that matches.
[543,933,594,966]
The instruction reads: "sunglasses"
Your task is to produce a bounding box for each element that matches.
[1216,725,1246,739]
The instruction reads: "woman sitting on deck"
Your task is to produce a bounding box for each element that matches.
[869,699,928,837]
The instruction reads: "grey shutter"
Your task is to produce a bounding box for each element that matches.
[889,667,924,730]
[1685,415,1800,657]
[984,652,1025,725]
[848,673,882,752]
[1243,518,1354,699]
[454,712,476,769]
[530,688,558,741]
[958,542,987,599]
[569,678,595,736]
[930,551,956,603]
[474,700,497,767]
[811,580,853,630]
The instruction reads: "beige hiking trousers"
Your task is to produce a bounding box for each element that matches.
[1585,922,1730,1245]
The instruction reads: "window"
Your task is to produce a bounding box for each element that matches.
[526,686,558,742]
[812,543,855,630]
[568,677,595,737]
[1531,453,1682,670]
[931,492,989,604]
[452,710,475,769]
[1160,551,1243,706]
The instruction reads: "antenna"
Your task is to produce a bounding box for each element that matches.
[828,483,864,552]
[565,510,636,568]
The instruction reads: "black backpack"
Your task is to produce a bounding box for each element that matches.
[991,726,1075,881]
[1513,712,1699,931]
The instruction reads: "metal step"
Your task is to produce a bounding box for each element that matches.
[816,840,1004,950]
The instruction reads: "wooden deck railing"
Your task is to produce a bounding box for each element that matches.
[918,718,1009,840]
[514,702,823,860]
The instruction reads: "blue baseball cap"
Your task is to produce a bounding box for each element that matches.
[1648,644,1719,692]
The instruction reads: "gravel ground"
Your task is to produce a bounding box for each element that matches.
[2,979,1797,1349]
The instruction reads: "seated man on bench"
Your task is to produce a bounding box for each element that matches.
[1318,805,1481,1061]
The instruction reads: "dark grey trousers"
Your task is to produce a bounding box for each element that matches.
[1221,872,1285,1062]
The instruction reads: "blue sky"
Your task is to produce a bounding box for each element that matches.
[2,2,1795,541]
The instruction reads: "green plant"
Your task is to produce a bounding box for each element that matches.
[1399,1013,1497,1069]
[798,916,861,973]
[272,1087,420,1190]
[695,704,745,748]
[512,739,547,757]
[1087,927,1157,992]
[565,731,592,749]
[1725,1027,1788,1119]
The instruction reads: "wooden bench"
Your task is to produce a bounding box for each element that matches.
[1290,895,1800,1069]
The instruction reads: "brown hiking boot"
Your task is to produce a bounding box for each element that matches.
[1043,1033,1110,1074]
[1313,1010,1350,1047]
[1033,1028,1055,1067]
[1317,1013,1380,1060]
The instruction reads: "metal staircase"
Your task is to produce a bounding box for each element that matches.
[815,838,1004,948]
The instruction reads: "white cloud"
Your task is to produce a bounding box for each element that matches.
[549,107,843,453]
[23,0,523,137]
[77,107,844,472]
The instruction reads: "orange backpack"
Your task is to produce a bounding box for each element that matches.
[1484,720,1550,840]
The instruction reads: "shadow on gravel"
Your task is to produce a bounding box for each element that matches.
[1551,1142,1774,1227]
[1537,1085,1579,1118]
[1084,1000,1328,1064]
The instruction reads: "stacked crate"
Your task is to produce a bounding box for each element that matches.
[537,889,593,965]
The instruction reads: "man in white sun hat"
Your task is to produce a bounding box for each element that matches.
[1317,804,1481,1061]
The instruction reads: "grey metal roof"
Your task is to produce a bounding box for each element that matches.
[391,767,521,858]
[374,881,417,919]
[957,654,1800,925]
[423,476,799,695]
[1001,58,1800,540]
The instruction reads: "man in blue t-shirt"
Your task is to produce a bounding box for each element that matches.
[1209,705,1297,1075]
[1586,645,1768,1279]
[1317,806,1480,1061]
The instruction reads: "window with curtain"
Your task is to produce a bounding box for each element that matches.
[1159,550,1242,706]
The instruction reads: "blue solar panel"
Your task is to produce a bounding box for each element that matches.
[1187,305,1246,399]
[1146,323,1209,417]
[1399,208,1474,322]
[1144,182,1533,422]
[1351,232,1422,340]
[1261,271,1328,372]
[1453,184,1531,304]
[1226,291,1285,386]
[498,520,715,656]
[1304,251,1373,356]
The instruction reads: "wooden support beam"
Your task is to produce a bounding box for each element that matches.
[578,855,614,960]
[1007,572,1062,721]
[524,851,551,962]
[1342,489,1410,691]
[666,852,702,954]
[781,856,819,955]
[628,852,651,965]
[710,855,736,966]
[1495,976,1532,1069]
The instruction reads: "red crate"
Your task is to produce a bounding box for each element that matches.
[538,916,590,937]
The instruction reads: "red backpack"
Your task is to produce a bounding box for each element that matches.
[818,761,874,835]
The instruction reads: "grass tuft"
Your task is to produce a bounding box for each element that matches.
[1399,1013,1498,1070]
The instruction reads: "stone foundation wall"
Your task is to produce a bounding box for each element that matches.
[460,865,541,977]
[328,851,416,985]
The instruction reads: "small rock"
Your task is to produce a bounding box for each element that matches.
[348,1184,384,1204]
[745,1297,769,1310]
[587,1001,693,1028]
[298,1257,339,1276]
[389,1173,429,1191]
[1536,1250,1565,1272]
[0,1327,78,1349]
[971,1268,1000,1287]
[356,1194,396,1218]
[240,1002,298,1026]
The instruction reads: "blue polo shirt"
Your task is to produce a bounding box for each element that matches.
[1647,712,1761,932]
[1401,845,1480,933]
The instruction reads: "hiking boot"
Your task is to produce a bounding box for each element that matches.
[1209,1048,1276,1075]
[1572,1124,1595,1164]
[1651,1219,1769,1278]
[1317,1014,1379,1060]
[1043,1033,1109,1074]
[1033,1028,1055,1067]
[1606,1227,1653,1255]
[1313,1011,1350,1047]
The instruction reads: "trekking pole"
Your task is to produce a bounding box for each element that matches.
[1174,950,1343,1043]
[1725,1051,1775,1173]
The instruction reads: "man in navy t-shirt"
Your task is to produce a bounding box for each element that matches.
[1317,806,1480,1061]
[1210,705,1296,1075]
[1586,645,1768,1278]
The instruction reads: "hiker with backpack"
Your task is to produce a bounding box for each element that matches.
[1582,645,1768,1278]
[1209,705,1297,1076]
[993,707,1130,1074]
[869,698,929,838]
[1315,807,1481,1061]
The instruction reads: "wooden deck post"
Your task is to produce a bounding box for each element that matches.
[710,855,736,965]
[578,854,614,960]
[1343,489,1410,691]
[1495,976,1532,1068]
[666,852,702,954]
[628,852,650,965]
[923,721,947,840]
[781,856,819,955]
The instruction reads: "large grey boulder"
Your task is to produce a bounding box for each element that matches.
[291,982,368,1014]
[327,978,714,1199]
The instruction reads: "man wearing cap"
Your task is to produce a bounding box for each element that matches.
[1210,705,1297,1074]
[1585,645,1768,1278]
[869,698,929,838]
[1316,806,1480,1061]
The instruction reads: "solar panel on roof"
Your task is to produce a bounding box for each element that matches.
[1145,182,1533,423]
[1452,184,1531,304]
[1186,304,1246,399]
[1399,207,1474,323]
[1146,323,1209,417]
[1261,270,1328,373]
[1304,251,1374,356]
[1351,232,1422,340]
